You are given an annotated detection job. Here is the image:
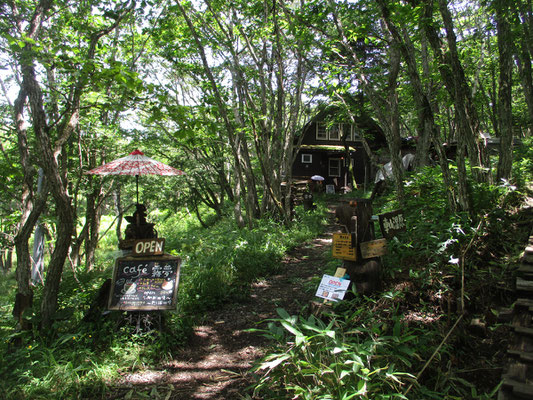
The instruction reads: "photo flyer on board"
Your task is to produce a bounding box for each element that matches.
[315,274,351,302]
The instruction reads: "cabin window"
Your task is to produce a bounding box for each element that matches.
[329,124,341,140]
[349,125,360,141]
[316,122,328,140]
[301,154,313,164]
[329,158,341,177]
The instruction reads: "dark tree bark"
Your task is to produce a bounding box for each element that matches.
[378,0,456,210]
[437,0,489,183]
[12,0,133,330]
[495,0,514,180]
[328,0,406,204]
[84,186,103,270]
[176,1,250,228]
[512,0,533,134]
[385,45,405,205]
[417,0,472,211]
[335,200,381,295]
[12,85,37,327]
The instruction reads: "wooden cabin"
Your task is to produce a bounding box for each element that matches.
[292,110,387,193]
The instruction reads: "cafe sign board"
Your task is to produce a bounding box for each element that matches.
[378,210,406,239]
[108,254,181,311]
[332,233,357,261]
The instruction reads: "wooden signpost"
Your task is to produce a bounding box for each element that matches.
[332,233,357,261]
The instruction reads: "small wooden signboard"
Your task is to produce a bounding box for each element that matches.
[360,239,387,259]
[132,238,165,256]
[378,209,406,238]
[332,233,357,261]
[108,254,181,311]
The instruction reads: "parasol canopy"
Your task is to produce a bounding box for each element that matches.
[86,149,184,204]
[311,175,325,181]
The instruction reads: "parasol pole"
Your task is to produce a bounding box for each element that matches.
[136,174,139,205]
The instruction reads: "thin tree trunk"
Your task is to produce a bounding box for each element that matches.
[419,0,472,210]
[31,168,46,285]
[437,0,489,183]
[495,0,514,180]
[176,1,247,227]
[378,0,456,210]
[329,0,405,204]
[512,0,533,134]
[84,187,103,270]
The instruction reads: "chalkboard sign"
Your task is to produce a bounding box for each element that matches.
[108,254,181,311]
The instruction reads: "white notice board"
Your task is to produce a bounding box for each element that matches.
[315,274,351,302]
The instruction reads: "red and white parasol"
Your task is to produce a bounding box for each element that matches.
[86,149,184,204]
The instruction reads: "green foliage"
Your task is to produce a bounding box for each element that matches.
[511,137,533,188]
[250,154,532,400]
[174,202,329,314]
[0,198,329,399]
[251,307,416,399]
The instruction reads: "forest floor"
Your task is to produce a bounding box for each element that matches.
[106,205,343,400]
[105,194,533,400]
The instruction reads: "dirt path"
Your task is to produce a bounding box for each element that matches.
[109,209,341,399]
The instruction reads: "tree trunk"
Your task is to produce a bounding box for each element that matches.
[495,0,514,180]
[84,187,103,270]
[329,0,405,204]
[512,0,533,134]
[384,43,405,205]
[31,168,46,285]
[437,0,489,183]
[379,1,456,210]
[176,1,248,227]
[335,200,381,295]
[419,1,472,210]
[114,185,124,242]
[12,77,48,328]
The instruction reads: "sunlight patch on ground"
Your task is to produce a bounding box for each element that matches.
[252,279,270,288]
[402,310,442,324]
[194,325,215,338]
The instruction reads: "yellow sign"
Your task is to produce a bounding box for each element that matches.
[332,233,357,261]
[360,239,387,259]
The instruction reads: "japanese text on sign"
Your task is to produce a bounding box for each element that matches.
[108,255,181,311]
[332,233,357,261]
[378,210,406,238]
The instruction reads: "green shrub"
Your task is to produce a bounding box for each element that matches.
[251,307,416,399]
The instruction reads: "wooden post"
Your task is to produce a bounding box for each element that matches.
[335,199,381,295]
